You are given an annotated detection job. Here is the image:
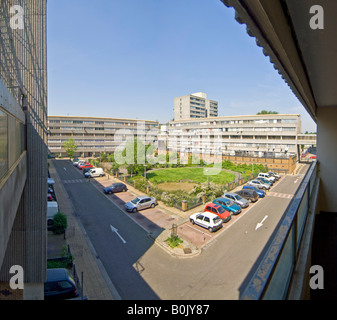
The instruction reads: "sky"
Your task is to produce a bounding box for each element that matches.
[47,0,317,133]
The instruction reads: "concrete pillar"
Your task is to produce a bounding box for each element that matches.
[182,200,187,211]
[317,106,337,212]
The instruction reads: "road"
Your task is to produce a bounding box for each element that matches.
[53,159,308,300]
[53,160,160,300]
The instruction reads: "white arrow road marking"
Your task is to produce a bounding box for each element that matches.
[255,215,269,230]
[110,225,127,244]
[294,179,298,184]
[64,167,67,171]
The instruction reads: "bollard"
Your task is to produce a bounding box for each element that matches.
[124,176,127,182]
[146,185,150,194]
[182,200,187,212]
[201,193,206,204]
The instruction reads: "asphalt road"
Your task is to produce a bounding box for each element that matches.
[53,160,160,300]
[54,159,309,300]
[130,165,310,300]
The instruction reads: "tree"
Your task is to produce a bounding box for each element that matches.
[62,138,77,159]
[257,110,279,115]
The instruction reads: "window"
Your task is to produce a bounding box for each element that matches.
[204,217,210,223]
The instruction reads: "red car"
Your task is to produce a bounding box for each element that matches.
[78,163,93,170]
[204,203,232,223]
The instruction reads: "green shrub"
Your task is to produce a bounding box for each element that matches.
[166,235,183,248]
[52,212,68,235]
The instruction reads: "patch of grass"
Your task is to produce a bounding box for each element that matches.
[146,168,235,185]
[166,235,183,249]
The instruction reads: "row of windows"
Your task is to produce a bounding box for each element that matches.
[171,118,298,127]
[48,119,158,127]
[0,108,26,181]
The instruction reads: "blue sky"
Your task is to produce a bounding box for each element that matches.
[47,0,316,132]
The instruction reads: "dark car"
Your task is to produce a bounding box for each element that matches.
[235,189,259,203]
[44,268,79,300]
[243,185,265,198]
[103,183,128,194]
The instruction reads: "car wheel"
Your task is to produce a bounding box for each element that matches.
[109,191,112,195]
[123,189,127,192]
[132,208,137,213]
[190,219,195,225]
[150,203,155,208]
[208,227,213,233]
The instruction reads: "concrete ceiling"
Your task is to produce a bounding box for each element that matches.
[286,0,337,109]
[221,0,337,123]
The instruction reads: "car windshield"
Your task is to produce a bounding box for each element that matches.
[218,206,226,213]
[109,184,116,188]
[227,200,234,206]
[213,217,221,223]
[131,197,140,204]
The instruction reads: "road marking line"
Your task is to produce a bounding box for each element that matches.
[110,225,127,244]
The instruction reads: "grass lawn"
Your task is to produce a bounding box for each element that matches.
[146,167,236,185]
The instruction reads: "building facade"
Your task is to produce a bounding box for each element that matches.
[0,0,48,300]
[158,114,316,173]
[174,92,218,120]
[48,116,159,157]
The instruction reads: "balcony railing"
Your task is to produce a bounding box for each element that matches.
[240,161,319,299]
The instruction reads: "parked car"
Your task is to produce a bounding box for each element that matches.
[213,197,242,215]
[189,211,223,233]
[256,177,273,186]
[243,185,265,198]
[85,168,105,178]
[235,189,259,203]
[103,183,127,194]
[73,159,85,166]
[247,179,270,190]
[44,268,79,300]
[268,171,280,180]
[258,172,275,183]
[47,201,59,227]
[125,195,158,213]
[204,203,231,223]
[222,192,249,208]
[82,167,92,175]
[78,163,93,170]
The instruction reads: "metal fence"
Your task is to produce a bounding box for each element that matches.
[72,263,86,300]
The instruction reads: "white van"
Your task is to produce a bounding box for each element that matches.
[84,168,105,178]
[47,201,59,226]
[258,172,275,182]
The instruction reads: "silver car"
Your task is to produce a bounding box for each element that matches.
[125,195,158,213]
[222,192,249,208]
[248,179,270,190]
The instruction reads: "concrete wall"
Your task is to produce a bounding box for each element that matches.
[0,0,47,300]
[317,106,337,212]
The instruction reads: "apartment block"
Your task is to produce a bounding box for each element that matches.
[0,0,47,300]
[158,114,316,173]
[174,92,218,120]
[48,116,159,157]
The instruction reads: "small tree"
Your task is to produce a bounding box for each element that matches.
[52,212,68,235]
[63,138,77,159]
